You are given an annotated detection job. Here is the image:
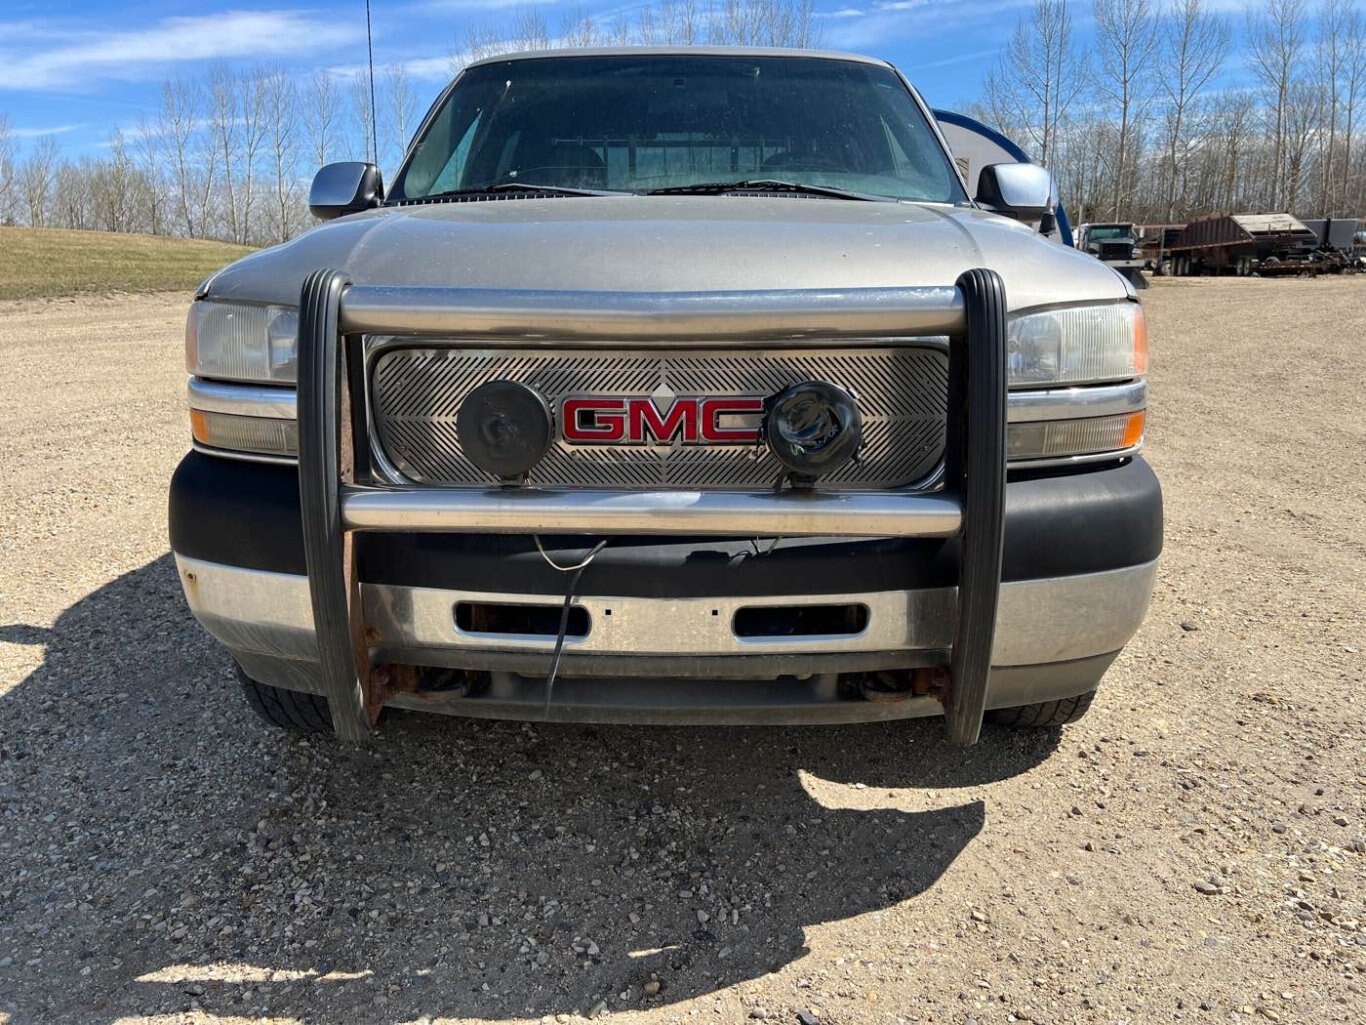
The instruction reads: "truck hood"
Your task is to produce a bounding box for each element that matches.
[203,196,1128,311]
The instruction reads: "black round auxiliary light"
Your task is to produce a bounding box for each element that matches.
[762,380,863,484]
[456,380,553,480]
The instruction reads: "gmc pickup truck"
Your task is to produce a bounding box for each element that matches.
[170,48,1162,745]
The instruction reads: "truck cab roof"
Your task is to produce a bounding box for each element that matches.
[463,45,894,70]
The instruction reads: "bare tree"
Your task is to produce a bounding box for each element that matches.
[1283,77,1322,209]
[1247,0,1309,210]
[208,65,245,242]
[1312,0,1366,213]
[305,70,343,171]
[385,63,418,171]
[53,161,92,230]
[635,0,703,45]
[262,67,301,243]
[634,2,664,44]
[350,72,378,169]
[1054,115,1114,220]
[20,136,60,227]
[984,1,1089,167]
[560,8,604,48]
[672,0,705,44]
[236,69,271,244]
[0,113,16,224]
[462,24,510,63]
[715,0,816,45]
[1342,9,1366,211]
[1314,0,1349,212]
[463,0,816,58]
[510,7,554,49]
[465,7,553,60]
[99,130,138,232]
[1157,0,1228,220]
[1211,90,1260,210]
[160,77,212,237]
[1093,0,1158,218]
[133,116,169,235]
[719,0,763,44]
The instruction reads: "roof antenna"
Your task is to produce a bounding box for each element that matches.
[365,0,379,167]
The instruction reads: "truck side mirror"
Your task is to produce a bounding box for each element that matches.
[309,162,385,221]
[975,163,1055,223]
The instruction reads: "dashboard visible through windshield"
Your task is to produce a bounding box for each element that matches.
[390,54,968,204]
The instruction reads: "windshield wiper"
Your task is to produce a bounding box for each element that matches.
[645,179,889,201]
[414,181,624,200]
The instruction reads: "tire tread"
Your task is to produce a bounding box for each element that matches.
[238,666,334,735]
[986,690,1095,729]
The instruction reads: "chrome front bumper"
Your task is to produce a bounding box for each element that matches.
[176,553,1156,723]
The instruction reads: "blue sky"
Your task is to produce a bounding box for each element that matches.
[0,0,1286,157]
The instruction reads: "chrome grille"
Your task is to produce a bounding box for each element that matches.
[369,345,948,490]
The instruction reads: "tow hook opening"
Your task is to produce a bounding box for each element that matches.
[455,601,591,639]
[852,666,952,703]
[732,603,869,638]
[415,666,489,697]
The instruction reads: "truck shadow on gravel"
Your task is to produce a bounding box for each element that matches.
[0,556,1061,1024]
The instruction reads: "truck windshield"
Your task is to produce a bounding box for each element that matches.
[1087,226,1132,239]
[390,54,967,205]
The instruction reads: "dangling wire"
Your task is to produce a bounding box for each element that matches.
[748,536,783,557]
[534,536,609,719]
[535,534,607,572]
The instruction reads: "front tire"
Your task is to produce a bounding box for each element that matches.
[985,690,1095,729]
[237,665,334,735]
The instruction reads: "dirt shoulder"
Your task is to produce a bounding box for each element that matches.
[0,281,1362,1024]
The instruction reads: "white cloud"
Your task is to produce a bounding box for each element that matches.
[910,47,1000,71]
[418,0,560,9]
[400,56,462,82]
[10,122,85,138]
[326,55,458,85]
[0,10,365,91]
[823,0,1033,51]
[819,8,867,18]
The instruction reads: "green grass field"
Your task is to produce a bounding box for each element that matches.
[0,227,254,300]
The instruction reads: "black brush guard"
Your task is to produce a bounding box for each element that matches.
[296,272,1007,744]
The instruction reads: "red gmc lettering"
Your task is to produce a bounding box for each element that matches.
[562,396,763,445]
[631,399,698,443]
[700,396,764,443]
[562,397,627,442]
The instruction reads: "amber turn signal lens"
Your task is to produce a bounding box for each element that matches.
[189,409,209,445]
[1008,410,1145,461]
[190,410,298,457]
[1121,409,1146,448]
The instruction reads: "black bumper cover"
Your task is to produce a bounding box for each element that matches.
[168,453,1163,594]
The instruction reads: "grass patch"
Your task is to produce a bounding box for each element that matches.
[0,226,254,300]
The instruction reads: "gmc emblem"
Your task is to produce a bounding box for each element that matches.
[561,396,764,445]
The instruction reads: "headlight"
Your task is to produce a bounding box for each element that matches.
[186,301,299,383]
[1008,303,1145,387]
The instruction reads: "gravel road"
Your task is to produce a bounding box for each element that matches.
[0,280,1362,1025]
